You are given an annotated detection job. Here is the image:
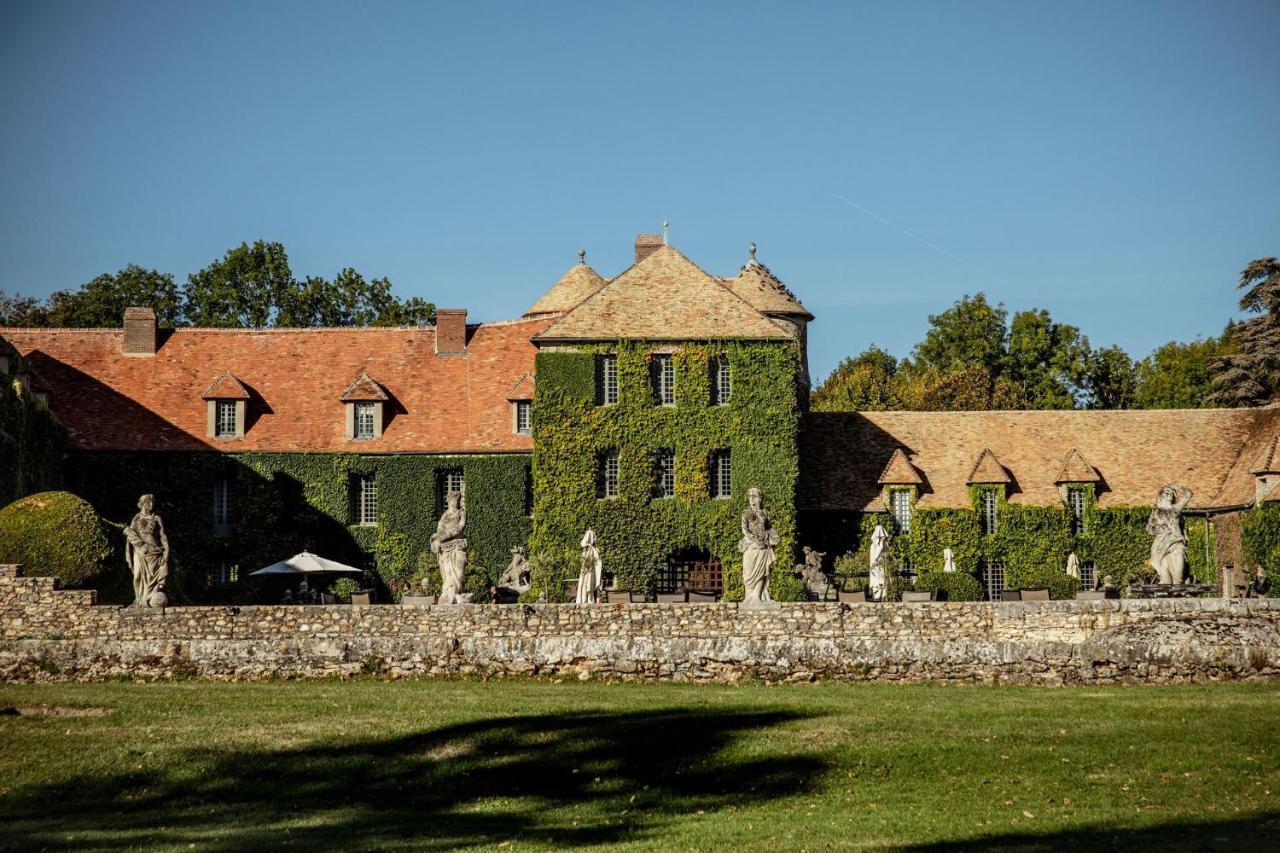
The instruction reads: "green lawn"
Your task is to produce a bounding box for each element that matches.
[0,680,1276,851]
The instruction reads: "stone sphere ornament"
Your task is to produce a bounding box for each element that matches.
[148,590,168,608]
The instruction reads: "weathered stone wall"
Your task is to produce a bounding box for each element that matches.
[2,565,1278,684]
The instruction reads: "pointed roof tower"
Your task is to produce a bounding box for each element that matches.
[1054,449,1101,483]
[966,448,1012,484]
[523,251,607,318]
[723,244,813,320]
[533,243,790,342]
[877,447,924,485]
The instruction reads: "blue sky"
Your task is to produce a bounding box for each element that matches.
[2,1,1277,381]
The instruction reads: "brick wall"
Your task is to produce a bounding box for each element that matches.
[2,564,1278,684]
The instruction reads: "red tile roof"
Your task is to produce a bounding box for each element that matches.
[201,371,251,400]
[877,447,923,485]
[1055,448,1101,483]
[3,318,553,453]
[339,371,388,402]
[966,448,1012,484]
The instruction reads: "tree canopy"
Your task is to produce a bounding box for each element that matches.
[1210,257,1280,406]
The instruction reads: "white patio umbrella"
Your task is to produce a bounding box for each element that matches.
[943,547,956,574]
[249,551,364,576]
[1065,552,1080,579]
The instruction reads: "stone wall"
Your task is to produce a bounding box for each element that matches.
[2,564,1278,684]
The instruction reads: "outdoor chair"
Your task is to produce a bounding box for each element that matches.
[901,590,934,603]
[838,589,867,603]
[1000,590,1022,602]
[686,589,718,603]
[1020,588,1051,601]
[351,590,375,605]
[656,591,687,603]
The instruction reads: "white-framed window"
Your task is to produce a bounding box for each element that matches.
[353,473,377,526]
[597,354,618,406]
[215,400,238,438]
[354,402,376,440]
[981,558,1005,601]
[210,562,239,585]
[652,354,674,406]
[1067,486,1087,536]
[890,489,912,533]
[514,400,532,435]
[437,467,465,512]
[709,449,732,499]
[710,355,731,406]
[654,448,675,498]
[979,491,999,536]
[597,449,619,499]
[212,478,232,535]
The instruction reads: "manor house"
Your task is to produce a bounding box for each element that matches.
[4,235,1278,600]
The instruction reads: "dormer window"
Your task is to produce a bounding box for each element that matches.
[341,371,387,441]
[202,371,250,440]
[215,401,238,438]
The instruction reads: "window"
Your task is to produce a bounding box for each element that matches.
[514,400,532,435]
[215,400,238,438]
[596,354,618,406]
[654,448,675,499]
[597,449,619,499]
[981,558,1006,601]
[438,468,465,512]
[352,473,377,526]
[709,449,732,499]
[354,402,376,439]
[710,355,731,406]
[890,489,912,533]
[1079,560,1096,590]
[652,354,674,406]
[979,491,999,536]
[1067,486,1088,536]
[211,479,232,535]
[208,562,239,585]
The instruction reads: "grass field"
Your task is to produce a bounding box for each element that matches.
[0,679,1276,851]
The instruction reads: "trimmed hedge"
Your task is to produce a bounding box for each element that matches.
[0,375,64,507]
[530,340,806,601]
[0,491,113,587]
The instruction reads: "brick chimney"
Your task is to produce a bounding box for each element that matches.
[635,234,664,264]
[435,308,467,356]
[122,306,157,356]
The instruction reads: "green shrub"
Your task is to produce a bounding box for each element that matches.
[523,548,576,603]
[0,491,114,588]
[1010,564,1082,600]
[331,577,360,603]
[914,570,984,601]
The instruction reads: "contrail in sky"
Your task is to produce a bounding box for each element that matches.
[832,191,1001,286]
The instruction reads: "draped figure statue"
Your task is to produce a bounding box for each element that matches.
[1147,485,1192,585]
[739,487,779,602]
[575,529,602,604]
[124,494,169,608]
[432,491,468,603]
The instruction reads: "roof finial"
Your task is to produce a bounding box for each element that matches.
[749,242,757,262]
[578,249,586,265]
[662,219,669,245]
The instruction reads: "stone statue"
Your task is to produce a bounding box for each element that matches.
[431,491,468,604]
[576,530,602,604]
[739,487,779,602]
[796,546,828,598]
[1147,485,1192,585]
[869,524,889,601]
[124,494,169,608]
[498,545,531,601]
[942,547,956,574]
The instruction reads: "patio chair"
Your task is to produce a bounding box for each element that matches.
[1020,589,1051,601]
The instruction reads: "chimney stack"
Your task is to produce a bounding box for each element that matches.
[634,234,664,264]
[435,308,468,356]
[123,307,157,356]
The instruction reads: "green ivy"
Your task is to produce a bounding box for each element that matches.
[1243,503,1280,596]
[531,340,806,600]
[68,450,531,603]
[0,376,64,507]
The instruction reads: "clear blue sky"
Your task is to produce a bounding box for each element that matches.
[2,1,1277,381]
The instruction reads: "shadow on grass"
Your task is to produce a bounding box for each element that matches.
[905,811,1280,852]
[2,707,825,850]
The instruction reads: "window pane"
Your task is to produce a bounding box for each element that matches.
[654,449,674,498]
[982,559,1005,600]
[710,450,731,498]
[597,355,618,405]
[212,479,231,531]
[1068,487,1087,536]
[891,490,911,533]
[216,401,237,437]
[980,492,999,535]
[711,356,731,406]
[354,402,375,439]
[515,401,532,434]
[652,354,674,406]
[598,449,618,499]
[354,474,377,525]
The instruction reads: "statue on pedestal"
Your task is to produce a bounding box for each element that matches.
[575,530,602,604]
[869,524,890,601]
[432,491,468,603]
[739,487,779,602]
[1147,485,1193,585]
[796,546,828,598]
[497,545,530,602]
[124,494,169,608]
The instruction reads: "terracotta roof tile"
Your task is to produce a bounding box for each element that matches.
[967,448,1011,484]
[4,317,553,453]
[723,259,813,319]
[1251,434,1280,474]
[1055,448,1101,483]
[877,447,923,485]
[339,371,388,402]
[799,409,1274,511]
[533,245,791,342]
[201,371,251,400]
[523,261,607,318]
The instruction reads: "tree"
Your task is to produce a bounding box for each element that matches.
[1005,309,1091,409]
[1133,337,1227,409]
[278,269,436,327]
[0,291,49,326]
[812,346,900,411]
[917,365,1026,411]
[184,241,295,327]
[911,293,1008,375]
[1211,257,1280,406]
[1084,345,1138,409]
[42,265,182,328]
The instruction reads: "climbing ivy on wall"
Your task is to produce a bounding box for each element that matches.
[69,451,530,603]
[0,377,64,507]
[531,340,806,600]
[1243,503,1280,595]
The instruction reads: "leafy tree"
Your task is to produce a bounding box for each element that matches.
[812,346,900,412]
[0,291,49,326]
[912,293,1008,375]
[184,240,294,328]
[1133,337,1227,409]
[1005,309,1091,409]
[917,365,1026,411]
[1084,345,1138,409]
[1211,257,1280,406]
[278,269,435,327]
[42,265,182,328]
